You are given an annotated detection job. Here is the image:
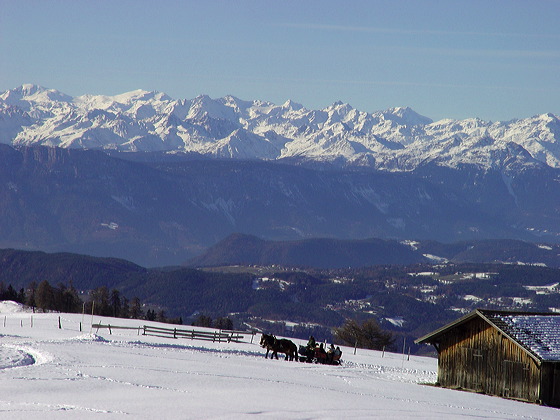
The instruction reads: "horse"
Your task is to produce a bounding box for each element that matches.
[259,333,298,361]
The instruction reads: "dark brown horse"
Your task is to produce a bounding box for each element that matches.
[260,333,298,361]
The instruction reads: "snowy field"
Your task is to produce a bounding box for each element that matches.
[0,301,558,419]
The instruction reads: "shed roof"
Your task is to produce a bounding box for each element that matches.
[415,309,560,363]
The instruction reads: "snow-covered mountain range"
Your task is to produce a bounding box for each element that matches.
[2,84,559,171]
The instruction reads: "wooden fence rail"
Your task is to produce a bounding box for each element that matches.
[143,325,244,342]
[92,323,143,335]
[92,323,255,343]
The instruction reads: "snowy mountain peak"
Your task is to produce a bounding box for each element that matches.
[111,89,156,104]
[325,101,353,112]
[1,85,559,171]
[7,83,44,97]
[540,112,559,123]
[384,106,433,126]
[187,94,238,122]
[281,99,304,111]
[0,84,72,107]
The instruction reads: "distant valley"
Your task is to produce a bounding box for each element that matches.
[1,248,559,353]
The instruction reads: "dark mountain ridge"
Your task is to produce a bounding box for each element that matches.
[0,248,145,291]
[189,234,560,269]
[0,145,558,266]
[188,234,428,268]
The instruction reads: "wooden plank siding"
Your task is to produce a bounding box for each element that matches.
[436,317,541,403]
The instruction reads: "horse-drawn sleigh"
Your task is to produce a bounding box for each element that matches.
[259,333,342,365]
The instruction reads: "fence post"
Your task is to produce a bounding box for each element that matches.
[382,346,385,358]
[30,316,33,328]
[90,301,95,333]
[81,302,85,331]
[58,316,61,329]
[174,328,177,339]
[108,324,112,335]
[401,337,406,369]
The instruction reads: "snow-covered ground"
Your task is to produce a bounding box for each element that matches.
[0,301,557,419]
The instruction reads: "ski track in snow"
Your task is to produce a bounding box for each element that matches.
[0,342,54,369]
[0,400,128,415]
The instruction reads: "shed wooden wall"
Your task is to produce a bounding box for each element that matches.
[436,317,541,403]
[540,362,560,407]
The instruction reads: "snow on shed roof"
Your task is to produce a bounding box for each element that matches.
[484,312,560,362]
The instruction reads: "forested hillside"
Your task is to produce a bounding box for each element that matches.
[1,248,559,353]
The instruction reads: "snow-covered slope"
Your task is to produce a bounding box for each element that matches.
[0,301,558,419]
[2,85,559,171]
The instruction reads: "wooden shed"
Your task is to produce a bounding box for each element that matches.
[415,309,560,407]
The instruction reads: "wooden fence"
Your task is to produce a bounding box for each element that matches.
[92,323,143,335]
[92,323,255,343]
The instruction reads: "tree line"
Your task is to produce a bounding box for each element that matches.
[0,280,182,324]
[191,314,234,330]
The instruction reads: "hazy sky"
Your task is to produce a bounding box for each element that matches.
[1,0,559,121]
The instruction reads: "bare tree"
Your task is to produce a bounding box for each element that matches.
[334,318,395,351]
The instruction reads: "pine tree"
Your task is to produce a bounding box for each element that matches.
[110,289,122,317]
[146,309,156,321]
[35,280,55,312]
[17,288,25,304]
[89,286,111,316]
[121,297,130,319]
[25,281,37,309]
[5,285,18,301]
[130,297,143,319]
[156,310,166,322]
[58,283,81,313]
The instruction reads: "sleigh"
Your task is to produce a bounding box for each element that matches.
[298,345,342,365]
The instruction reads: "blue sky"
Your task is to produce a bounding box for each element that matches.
[1,0,559,121]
